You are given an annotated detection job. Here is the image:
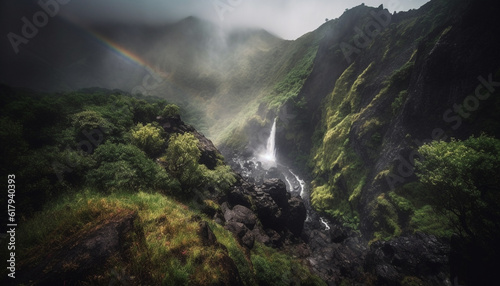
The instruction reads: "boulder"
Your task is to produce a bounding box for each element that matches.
[265,229,284,247]
[224,221,248,238]
[227,186,252,209]
[286,196,307,236]
[199,221,218,246]
[253,187,284,230]
[251,227,271,246]
[224,205,257,229]
[241,231,255,249]
[262,178,289,209]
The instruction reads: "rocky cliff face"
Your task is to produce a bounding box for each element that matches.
[219,0,499,283]
[263,0,500,241]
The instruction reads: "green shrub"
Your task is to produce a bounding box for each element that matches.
[161,104,180,118]
[163,133,204,192]
[71,110,114,135]
[86,142,178,192]
[415,135,500,238]
[131,123,166,157]
[409,205,452,237]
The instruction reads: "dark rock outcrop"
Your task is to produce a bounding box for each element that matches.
[302,221,451,285]
[286,196,307,236]
[366,233,451,286]
[253,186,285,231]
[199,221,218,246]
[262,178,289,209]
[303,220,367,285]
[18,211,138,285]
[224,205,257,229]
[199,220,243,285]
[220,177,307,249]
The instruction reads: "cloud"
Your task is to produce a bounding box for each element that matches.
[1,0,430,42]
[57,0,429,39]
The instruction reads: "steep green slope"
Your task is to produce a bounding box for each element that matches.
[219,0,500,246]
[294,0,500,245]
[0,87,324,285]
[217,29,323,151]
[303,0,490,238]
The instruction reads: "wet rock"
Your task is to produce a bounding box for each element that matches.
[329,224,351,244]
[286,197,307,236]
[242,231,255,249]
[366,233,451,286]
[227,187,252,209]
[262,178,289,209]
[303,221,368,284]
[251,227,271,246]
[253,187,284,230]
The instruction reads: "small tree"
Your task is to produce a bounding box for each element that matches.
[415,135,500,239]
[161,104,180,118]
[87,142,177,191]
[131,123,166,157]
[163,133,237,196]
[164,133,204,191]
[132,99,159,123]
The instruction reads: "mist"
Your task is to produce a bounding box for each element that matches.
[2,0,430,41]
[62,0,430,40]
[0,0,430,139]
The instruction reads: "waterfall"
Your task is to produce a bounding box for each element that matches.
[265,118,277,161]
[236,116,331,231]
[259,118,277,168]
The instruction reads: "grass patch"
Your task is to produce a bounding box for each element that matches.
[10,190,244,285]
[9,189,326,285]
[251,244,326,286]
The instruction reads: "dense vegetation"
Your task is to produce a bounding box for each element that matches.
[0,86,323,285]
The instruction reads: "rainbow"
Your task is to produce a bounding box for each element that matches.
[87,29,171,84]
[91,32,152,69]
[59,13,180,94]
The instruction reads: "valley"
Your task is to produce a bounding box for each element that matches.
[1,0,500,285]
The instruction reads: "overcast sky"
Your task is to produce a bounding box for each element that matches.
[55,0,430,40]
[1,0,430,41]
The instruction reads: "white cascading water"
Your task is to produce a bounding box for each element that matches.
[265,118,277,161]
[259,118,277,168]
[320,217,331,231]
[289,170,306,198]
